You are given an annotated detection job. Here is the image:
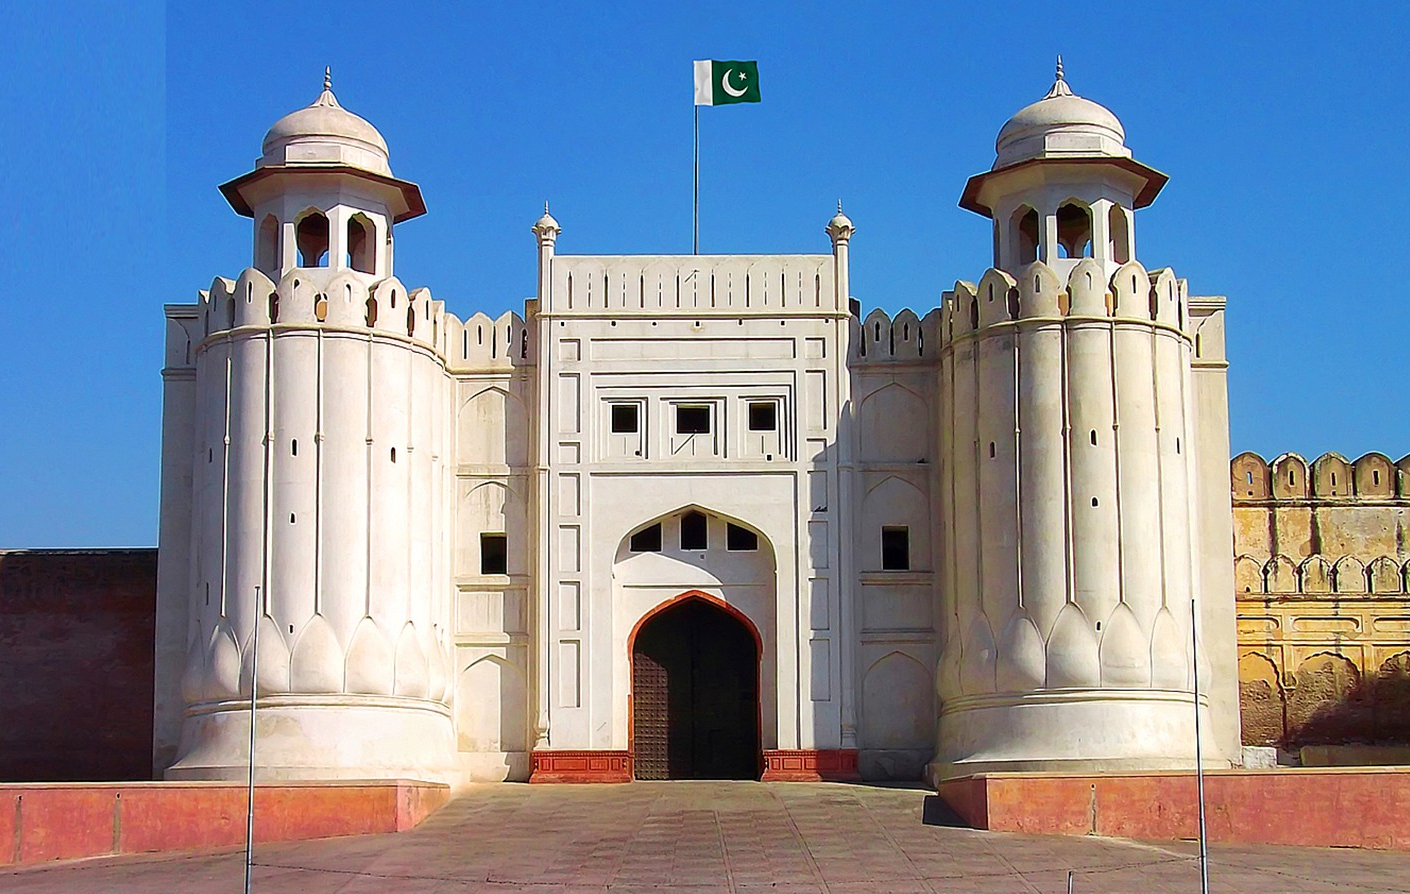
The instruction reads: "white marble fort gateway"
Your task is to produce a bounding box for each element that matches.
[154,64,1241,786]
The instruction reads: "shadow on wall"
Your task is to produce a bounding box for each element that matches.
[1240,650,1410,748]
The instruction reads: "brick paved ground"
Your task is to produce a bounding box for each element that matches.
[3,782,1406,893]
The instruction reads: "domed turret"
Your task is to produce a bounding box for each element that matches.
[959,57,1166,280]
[220,68,425,281]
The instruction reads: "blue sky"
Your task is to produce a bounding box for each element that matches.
[2,2,1407,546]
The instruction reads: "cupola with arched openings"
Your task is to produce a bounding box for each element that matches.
[219,67,426,283]
[959,57,1167,282]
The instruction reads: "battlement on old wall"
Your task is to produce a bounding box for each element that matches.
[939,259,1190,339]
[1231,452,1410,751]
[1232,451,1410,502]
[444,310,533,372]
[848,307,940,364]
[169,268,538,374]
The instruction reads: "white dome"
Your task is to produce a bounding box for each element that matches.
[258,70,391,175]
[992,60,1129,169]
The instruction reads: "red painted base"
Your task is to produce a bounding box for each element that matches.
[938,768,1410,851]
[0,780,449,868]
[761,749,862,782]
[529,750,633,783]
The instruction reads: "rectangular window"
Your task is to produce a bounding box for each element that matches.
[881,526,910,571]
[629,523,662,552]
[726,522,758,551]
[748,401,777,432]
[675,405,711,434]
[610,404,639,434]
[680,511,708,551]
[480,533,507,574]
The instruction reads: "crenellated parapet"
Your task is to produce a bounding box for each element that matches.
[1232,451,1410,502]
[445,310,534,372]
[937,259,1191,345]
[196,268,451,359]
[849,307,940,364]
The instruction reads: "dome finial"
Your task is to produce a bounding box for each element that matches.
[544,200,550,214]
[324,66,332,91]
[1044,55,1074,99]
[837,199,843,213]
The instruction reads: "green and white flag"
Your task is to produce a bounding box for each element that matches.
[694,60,760,106]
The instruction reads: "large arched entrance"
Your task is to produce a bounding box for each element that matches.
[631,595,760,780]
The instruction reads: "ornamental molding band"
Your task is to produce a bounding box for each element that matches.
[152,63,1244,788]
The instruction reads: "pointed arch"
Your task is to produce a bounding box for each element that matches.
[857,383,927,462]
[1055,199,1093,259]
[861,650,932,751]
[346,212,376,274]
[456,654,528,754]
[294,208,330,267]
[256,214,280,274]
[459,386,528,466]
[1010,204,1039,265]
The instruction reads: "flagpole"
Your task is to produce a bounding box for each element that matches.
[1192,597,1210,894]
[693,104,699,255]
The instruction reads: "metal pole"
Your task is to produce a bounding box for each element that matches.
[1191,597,1209,894]
[1067,869,1074,893]
[244,585,261,894]
[693,104,699,255]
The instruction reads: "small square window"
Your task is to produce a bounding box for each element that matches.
[630,523,662,552]
[748,402,776,432]
[881,526,909,571]
[480,533,507,574]
[611,404,639,434]
[676,405,711,434]
[726,523,758,551]
[681,511,708,551]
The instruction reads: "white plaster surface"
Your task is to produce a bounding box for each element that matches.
[154,69,1239,788]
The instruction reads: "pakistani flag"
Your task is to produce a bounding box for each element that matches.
[694,60,761,106]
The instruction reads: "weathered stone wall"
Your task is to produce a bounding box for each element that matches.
[0,549,156,781]
[1232,452,1410,748]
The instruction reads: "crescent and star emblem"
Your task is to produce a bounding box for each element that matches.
[721,68,749,98]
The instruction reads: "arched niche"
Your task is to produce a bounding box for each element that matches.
[860,651,932,750]
[856,384,927,462]
[458,480,514,575]
[455,655,528,755]
[1238,651,1285,747]
[860,476,929,572]
[458,387,528,467]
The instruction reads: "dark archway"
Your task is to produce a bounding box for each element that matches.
[631,595,760,780]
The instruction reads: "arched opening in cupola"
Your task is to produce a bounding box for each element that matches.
[295,211,330,267]
[256,215,280,275]
[1011,205,1039,265]
[1056,201,1093,258]
[1108,205,1131,264]
[347,213,375,274]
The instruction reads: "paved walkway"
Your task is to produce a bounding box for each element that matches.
[3,782,1406,893]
